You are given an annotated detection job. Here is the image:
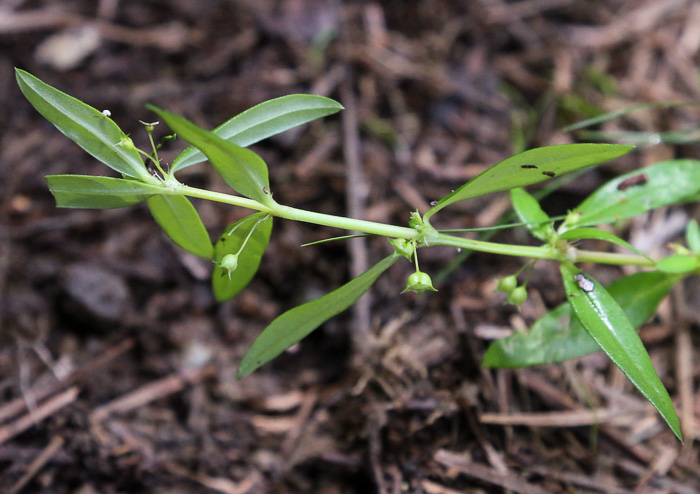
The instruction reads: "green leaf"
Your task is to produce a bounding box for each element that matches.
[510,188,552,241]
[655,255,699,274]
[686,220,700,254]
[237,253,399,378]
[148,195,213,259]
[560,264,681,440]
[148,106,273,205]
[563,101,700,132]
[172,95,343,172]
[572,129,700,146]
[483,271,679,368]
[16,69,154,183]
[424,144,633,220]
[212,213,273,302]
[574,160,700,226]
[559,227,651,259]
[46,175,163,209]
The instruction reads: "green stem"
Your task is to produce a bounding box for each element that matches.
[434,233,655,267]
[176,185,655,267]
[235,214,270,256]
[178,184,273,212]
[178,185,415,238]
[273,204,415,238]
[570,250,655,267]
[146,131,167,178]
[434,232,554,259]
[135,147,161,170]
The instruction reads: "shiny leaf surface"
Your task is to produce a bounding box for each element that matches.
[148,195,213,258]
[425,144,633,220]
[149,106,272,205]
[510,187,552,241]
[575,160,700,226]
[17,69,153,182]
[560,263,681,440]
[483,271,679,367]
[46,175,162,209]
[212,213,273,302]
[237,254,399,378]
[173,95,343,172]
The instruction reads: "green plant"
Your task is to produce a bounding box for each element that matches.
[17,69,700,441]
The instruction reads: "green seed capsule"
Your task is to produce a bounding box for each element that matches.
[508,286,527,307]
[401,271,438,295]
[496,275,518,294]
[117,135,136,150]
[220,253,239,280]
[389,238,414,260]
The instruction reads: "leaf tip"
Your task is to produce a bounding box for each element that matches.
[235,362,256,380]
[145,103,164,115]
[14,67,29,80]
[616,144,636,156]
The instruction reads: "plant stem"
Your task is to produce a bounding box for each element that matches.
[145,130,168,178]
[570,250,655,267]
[434,233,655,267]
[178,185,656,268]
[273,204,415,238]
[179,184,273,212]
[434,232,553,259]
[178,185,415,238]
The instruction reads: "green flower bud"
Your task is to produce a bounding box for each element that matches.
[408,211,423,229]
[401,271,438,295]
[219,253,239,280]
[389,238,414,260]
[496,275,518,294]
[565,210,581,226]
[666,242,692,256]
[508,286,527,307]
[116,135,136,150]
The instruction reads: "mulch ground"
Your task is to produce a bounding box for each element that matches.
[1,1,700,492]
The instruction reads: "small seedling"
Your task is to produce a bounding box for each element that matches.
[17,69,700,441]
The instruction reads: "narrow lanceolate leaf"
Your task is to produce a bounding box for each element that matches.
[655,255,699,274]
[572,129,700,146]
[148,106,273,205]
[559,227,650,259]
[213,213,273,302]
[510,188,553,241]
[237,253,400,378]
[574,160,700,226]
[148,195,213,259]
[16,69,154,183]
[424,144,633,220]
[172,95,344,172]
[562,101,700,132]
[46,175,163,209]
[483,271,679,368]
[560,263,682,441]
[685,220,700,254]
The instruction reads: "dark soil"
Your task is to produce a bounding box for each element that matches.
[2,1,700,493]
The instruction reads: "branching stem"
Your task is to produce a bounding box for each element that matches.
[176,184,656,268]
